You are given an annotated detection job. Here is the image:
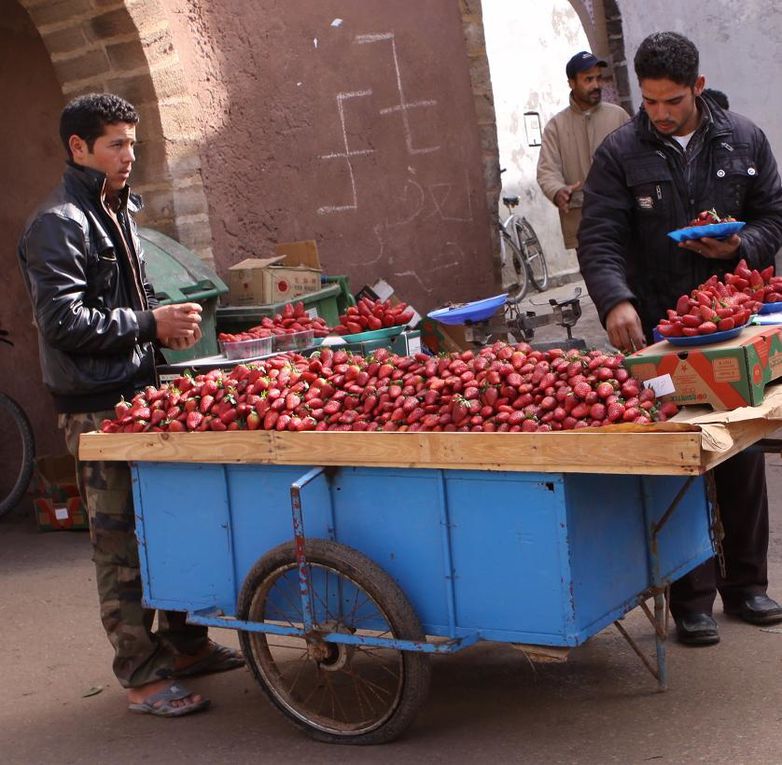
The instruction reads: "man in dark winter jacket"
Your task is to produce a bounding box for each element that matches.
[578,32,782,645]
[18,93,243,716]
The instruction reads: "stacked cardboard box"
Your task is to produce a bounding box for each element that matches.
[624,325,782,408]
[227,240,322,306]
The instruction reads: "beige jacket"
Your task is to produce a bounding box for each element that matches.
[537,96,629,248]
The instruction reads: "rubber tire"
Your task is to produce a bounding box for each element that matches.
[238,539,431,745]
[0,393,35,518]
[514,218,549,292]
[502,229,529,302]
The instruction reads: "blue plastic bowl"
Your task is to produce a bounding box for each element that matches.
[659,322,749,347]
[427,294,507,326]
[667,220,745,243]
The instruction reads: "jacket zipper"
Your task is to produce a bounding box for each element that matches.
[101,189,148,312]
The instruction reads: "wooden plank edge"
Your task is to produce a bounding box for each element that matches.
[80,430,704,474]
[700,418,782,472]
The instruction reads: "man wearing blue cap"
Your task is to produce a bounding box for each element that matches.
[537,51,629,249]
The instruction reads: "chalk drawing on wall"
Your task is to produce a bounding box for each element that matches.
[363,179,427,266]
[355,32,441,155]
[317,90,375,215]
[385,179,426,228]
[426,172,474,222]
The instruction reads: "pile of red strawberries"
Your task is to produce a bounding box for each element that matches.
[218,302,330,344]
[657,259,780,338]
[217,298,415,345]
[332,297,415,335]
[687,208,736,227]
[100,342,676,434]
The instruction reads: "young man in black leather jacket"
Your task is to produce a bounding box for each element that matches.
[18,93,242,715]
[578,33,782,646]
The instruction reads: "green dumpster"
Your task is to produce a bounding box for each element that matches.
[139,228,229,363]
[322,275,356,313]
[216,283,342,336]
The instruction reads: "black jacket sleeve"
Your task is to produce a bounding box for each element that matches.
[737,124,782,269]
[23,212,146,354]
[576,137,638,326]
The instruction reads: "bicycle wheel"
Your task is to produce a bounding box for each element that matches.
[514,218,549,292]
[0,393,35,518]
[501,229,529,302]
[238,539,431,745]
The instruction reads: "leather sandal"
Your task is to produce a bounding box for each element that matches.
[128,682,210,718]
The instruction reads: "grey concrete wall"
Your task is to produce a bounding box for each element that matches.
[619,0,782,155]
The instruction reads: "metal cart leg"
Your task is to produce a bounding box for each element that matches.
[613,584,668,688]
[614,475,705,690]
[290,467,326,632]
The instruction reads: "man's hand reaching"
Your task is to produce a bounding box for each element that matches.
[606,300,646,353]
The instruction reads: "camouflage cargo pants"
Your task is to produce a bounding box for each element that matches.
[60,410,208,688]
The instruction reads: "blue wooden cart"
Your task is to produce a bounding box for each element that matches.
[81,426,741,744]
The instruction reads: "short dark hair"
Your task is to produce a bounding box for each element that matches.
[703,88,729,110]
[634,32,699,87]
[59,93,139,159]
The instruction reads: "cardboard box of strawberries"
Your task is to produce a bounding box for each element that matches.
[625,260,782,408]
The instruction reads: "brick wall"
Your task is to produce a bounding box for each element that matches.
[19,0,215,265]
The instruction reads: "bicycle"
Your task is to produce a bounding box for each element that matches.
[498,180,549,302]
[0,328,35,518]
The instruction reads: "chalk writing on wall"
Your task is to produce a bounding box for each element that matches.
[317,32,442,216]
[355,32,441,156]
[317,90,375,215]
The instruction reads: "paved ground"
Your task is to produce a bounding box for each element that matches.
[3,285,782,764]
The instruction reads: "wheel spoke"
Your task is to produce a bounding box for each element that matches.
[266,571,304,623]
[299,665,326,710]
[279,651,312,697]
[325,566,331,621]
[342,666,396,702]
[352,670,370,718]
[355,646,402,670]
[348,576,362,625]
[322,671,350,722]
[264,640,307,652]
[311,575,339,622]
[350,591,374,625]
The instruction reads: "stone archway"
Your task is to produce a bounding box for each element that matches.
[19,0,214,264]
[0,0,216,497]
[568,0,632,113]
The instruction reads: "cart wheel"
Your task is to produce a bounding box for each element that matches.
[237,539,431,745]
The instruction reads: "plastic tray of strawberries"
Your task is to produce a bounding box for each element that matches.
[272,329,315,352]
[220,335,274,360]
